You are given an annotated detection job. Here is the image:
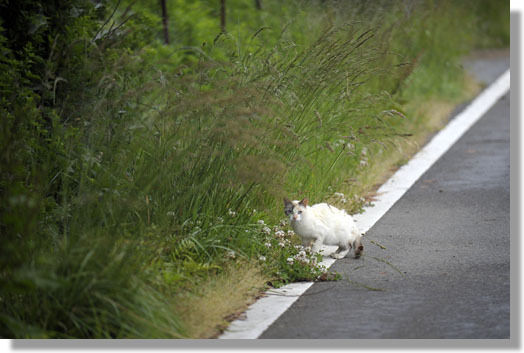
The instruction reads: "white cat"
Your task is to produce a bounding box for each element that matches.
[284,198,363,259]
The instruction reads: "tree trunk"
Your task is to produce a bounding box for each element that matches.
[220,0,226,33]
[160,0,169,44]
[255,0,262,10]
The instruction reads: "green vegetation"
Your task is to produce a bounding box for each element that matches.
[0,0,509,338]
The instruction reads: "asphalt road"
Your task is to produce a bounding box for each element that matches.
[260,56,510,339]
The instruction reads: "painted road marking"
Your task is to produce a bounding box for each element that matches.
[219,69,510,339]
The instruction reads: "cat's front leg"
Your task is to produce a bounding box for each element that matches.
[310,237,325,255]
[330,245,350,259]
[301,238,313,248]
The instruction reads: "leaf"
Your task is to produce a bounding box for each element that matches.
[28,14,48,35]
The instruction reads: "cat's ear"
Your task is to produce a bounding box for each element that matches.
[283,198,293,215]
[299,198,309,206]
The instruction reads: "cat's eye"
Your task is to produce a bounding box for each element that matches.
[298,211,302,214]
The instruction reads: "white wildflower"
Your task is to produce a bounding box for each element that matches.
[294,249,310,264]
[259,255,266,262]
[166,211,175,217]
[334,192,345,198]
[216,216,224,223]
[228,209,237,217]
[286,257,294,265]
[274,230,285,238]
[226,250,236,259]
[279,219,288,227]
[294,250,308,263]
[262,226,271,235]
[287,230,295,237]
[257,219,265,225]
[278,241,285,248]
[264,242,272,248]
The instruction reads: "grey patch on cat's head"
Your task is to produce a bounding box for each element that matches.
[283,198,294,216]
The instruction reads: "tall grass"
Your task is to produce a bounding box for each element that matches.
[0,0,509,338]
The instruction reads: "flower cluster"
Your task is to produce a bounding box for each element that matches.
[333,191,347,204]
[274,230,285,238]
[331,138,354,152]
[353,194,366,204]
[360,147,368,167]
[290,246,319,266]
[253,217,337,286]
[271,226,292,248]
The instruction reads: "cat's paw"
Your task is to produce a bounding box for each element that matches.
[330,253,345,259]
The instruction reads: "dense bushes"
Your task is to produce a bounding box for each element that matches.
[0,0,509,338]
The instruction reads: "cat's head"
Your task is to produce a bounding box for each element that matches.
[283,198,308,222]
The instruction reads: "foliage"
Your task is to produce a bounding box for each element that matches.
[0,0,509,338]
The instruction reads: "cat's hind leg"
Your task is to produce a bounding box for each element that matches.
[301,238,313,249]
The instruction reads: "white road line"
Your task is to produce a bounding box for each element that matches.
[219,69,510,339]
[353,69,510,232]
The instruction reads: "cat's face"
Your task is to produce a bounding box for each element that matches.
[283,198,308,222]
